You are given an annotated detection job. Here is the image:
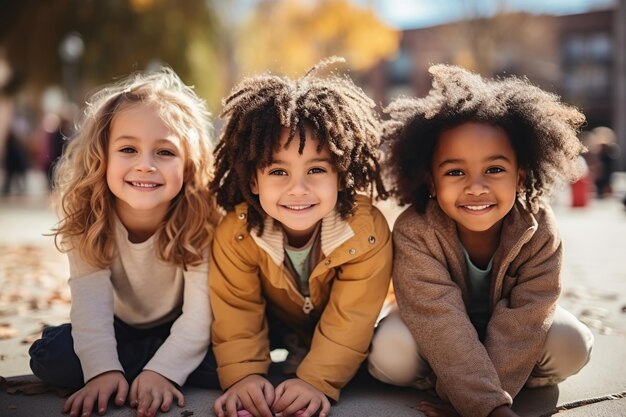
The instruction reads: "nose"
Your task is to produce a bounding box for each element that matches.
[465,175,488,196]
[135,153,156,173]
[287,174,310,196]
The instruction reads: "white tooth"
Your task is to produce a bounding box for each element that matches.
[286,205,311,210]
[132,182,157,188]
[466,205,490,211]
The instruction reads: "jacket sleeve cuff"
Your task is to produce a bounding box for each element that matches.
[217,361,271,389]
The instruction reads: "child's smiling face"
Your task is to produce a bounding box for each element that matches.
[251,127,339,247]
[430,122,524,241]
[107,103,186,222]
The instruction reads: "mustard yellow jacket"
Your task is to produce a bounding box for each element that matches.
[209,195,392,400]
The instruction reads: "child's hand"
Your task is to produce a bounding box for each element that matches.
[271,378,330,417]
[416,401,461,417]
[63,370,128,417]
[488,405,521,417]
[213,374,275,417]
[129,370,184,417]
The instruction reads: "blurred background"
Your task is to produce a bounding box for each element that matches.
[0,0,625,197]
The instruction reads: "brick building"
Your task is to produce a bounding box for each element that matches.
[364,4,625,170]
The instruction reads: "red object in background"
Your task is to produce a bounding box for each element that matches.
[571,175,591,207]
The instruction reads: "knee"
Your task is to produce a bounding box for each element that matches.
[368,316,422,386]
[540,318,594,379]
[560,322,594,376]
[28,324,84,389]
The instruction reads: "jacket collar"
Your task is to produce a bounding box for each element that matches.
[250,209,355,266]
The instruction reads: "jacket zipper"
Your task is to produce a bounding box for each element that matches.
[283,270,316,315]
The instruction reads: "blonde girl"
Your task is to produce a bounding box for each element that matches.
[29,68,221,417]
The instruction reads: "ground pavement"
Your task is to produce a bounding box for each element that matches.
[1,172,626,416]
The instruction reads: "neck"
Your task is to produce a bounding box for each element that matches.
[457,221,502,269]
[115,204,168,243]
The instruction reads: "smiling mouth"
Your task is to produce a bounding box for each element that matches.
[283,204,314,211]
[129,181,160,188]
[462,204,494,211]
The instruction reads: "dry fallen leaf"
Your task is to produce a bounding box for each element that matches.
[0,376,73,397]
[0,323,17,339]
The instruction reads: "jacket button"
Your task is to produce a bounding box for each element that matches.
[349,248,356,255]
[236,234,244,241]
[324,259,331,265]
[368,236,376,244]
[238,212,246,220]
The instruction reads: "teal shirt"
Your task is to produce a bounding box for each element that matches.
[462,247,492,340]
[285,244,313,296]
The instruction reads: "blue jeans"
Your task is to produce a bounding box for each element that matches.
[28,317,219,390]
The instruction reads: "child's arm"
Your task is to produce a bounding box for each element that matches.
[142,258,212,385]
[392,211,511,417]
[131,260,211,415]
[295,204,392,401]
[209,214,273,391]
[484,207,562,398]
[67,251,124,383]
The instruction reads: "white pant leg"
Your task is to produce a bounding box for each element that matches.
[527,305,594,387]
[367,307,433,389]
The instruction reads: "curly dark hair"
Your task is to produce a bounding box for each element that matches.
[211,56,388,234]
[384,64,586,213]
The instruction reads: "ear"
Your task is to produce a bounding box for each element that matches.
[250,176,259,195]
[516,169,526,192]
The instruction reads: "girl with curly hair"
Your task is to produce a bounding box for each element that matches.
[368,65,594,417]
[209,57,392,417]
[29,68,221,417]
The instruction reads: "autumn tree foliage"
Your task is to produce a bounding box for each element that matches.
[234,0,400,76]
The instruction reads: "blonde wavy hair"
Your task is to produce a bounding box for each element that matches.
[52,67,220,269]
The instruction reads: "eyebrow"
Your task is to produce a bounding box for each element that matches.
[437,154,513,168]
[111,135,178,146]
[270,157,334,165]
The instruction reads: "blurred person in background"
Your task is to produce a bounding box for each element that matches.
[2,119,29,195]
[39,108,75,190]
[588,126,620,199]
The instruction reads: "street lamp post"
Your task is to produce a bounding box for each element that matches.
[58,32,84,105]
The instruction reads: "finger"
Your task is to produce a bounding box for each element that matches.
[270,385,297,413]
[160,391,173,412]
[272,382,285,407]
[261,380,275,410]
[299,400,319,417]
[280,396,309,417]
[80,393,96,417]
[115,379,129,407]
[67,393,83,417]
[249,389,273,417]
[146,389,162,417]
[239,392,261,417]
[172,387,185,408]
[318,396,331,417]
[224,394,241,417]
[63,392,77,413]
[213,394,226,417]
[136,389,154,417]
[129,379,139,408]
[97,388,113,415]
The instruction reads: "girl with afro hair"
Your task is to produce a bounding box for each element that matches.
[209,57,392,417]
[368,64,594,417]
